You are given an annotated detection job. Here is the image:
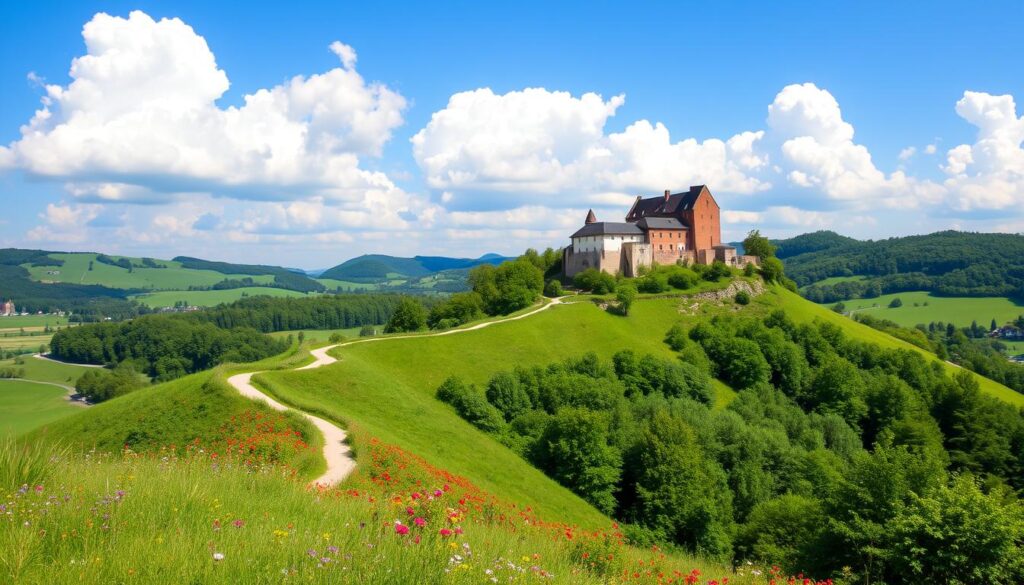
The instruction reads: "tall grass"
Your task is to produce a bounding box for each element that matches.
[0,437,66,490]
[0,443,779,584]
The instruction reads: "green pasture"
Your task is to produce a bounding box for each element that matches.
[823,290,1024,329]
[0,379,81,436]
[132,286,308,308]
[26,253,274,290]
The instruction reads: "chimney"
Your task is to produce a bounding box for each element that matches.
[664,189,671,202]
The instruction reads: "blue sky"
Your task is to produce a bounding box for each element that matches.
[2,1,1023,267]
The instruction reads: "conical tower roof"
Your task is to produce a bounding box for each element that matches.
[585,209,597,224]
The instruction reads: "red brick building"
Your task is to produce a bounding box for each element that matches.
[563,185,752,278]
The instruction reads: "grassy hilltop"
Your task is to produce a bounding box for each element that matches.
[5,275,1023,583]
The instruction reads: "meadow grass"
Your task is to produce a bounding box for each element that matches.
[0,334,52,352]
[0,439,770,585]
[820,290,1024,329]
[772,286,1024,407]
[25,253,275,290]
[0,315,69,328]
[0,380,80,436]
[31,343,327,479]
[131,286,309,308]
[0,355,93,386]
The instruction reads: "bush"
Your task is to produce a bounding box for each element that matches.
[573,268,616,294]
[889,297,903,308]
[616,284,638,315]
[427,292,484,329]
[703,260,731,282]
[735,291,750,305]
[637,274,669,293]
[328,332,345,343]
[759,257,785,283]
[743,262,757,277]
[543,279,563,298]
[359,325,375,337]
[667,271,695,290]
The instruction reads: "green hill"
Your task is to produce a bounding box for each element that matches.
[14,281,1024,583]
[319,253,512,281]
[777,230,1024,299]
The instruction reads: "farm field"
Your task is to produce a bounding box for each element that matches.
[315,278,379,291]
[0,314,69,328]
[25,252,274,290]
[821,290,1024,329]
[131,286,309,308]
[1003,340,1024,356]
[0,379,81,436]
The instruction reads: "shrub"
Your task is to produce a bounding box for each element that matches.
[743,262,757,277]
[543,279,564,298]
[75,365,148,402]
[616,284,638,315]
[328,332,345,343]
[359,325,375,337]
[637,274,669,293]
[667,271,695,290]
[703,260,731,282]
[573,268,616,294]
[889,297,903,308]
[735,291,750,305]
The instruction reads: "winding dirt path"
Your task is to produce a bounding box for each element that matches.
[226,297,565,488]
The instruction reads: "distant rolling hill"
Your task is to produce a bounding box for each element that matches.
[319,253,513,281]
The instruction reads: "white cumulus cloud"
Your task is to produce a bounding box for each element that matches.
[0,10,407,205]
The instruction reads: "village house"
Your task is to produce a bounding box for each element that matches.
[562,185,756,278]
[0,299,15,317]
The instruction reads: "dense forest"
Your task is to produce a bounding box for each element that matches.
[188,294,408,332]
[50,314,285,381]
[775,231,1024,301]
[438,312,1024,583]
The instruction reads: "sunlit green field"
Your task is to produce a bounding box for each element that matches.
[26,253,274,290]
[820,290,1024,329]
[132,286,309,308]
[315,278,379,291]
[0,314,69,328]
[268,326,369,342]
[0,380,81,436]
[0,355,93,386]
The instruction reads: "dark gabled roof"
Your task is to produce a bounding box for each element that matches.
[570,222,644,238]
[637,217,687,230]
[626,185,711,220]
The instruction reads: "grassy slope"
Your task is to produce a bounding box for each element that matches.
[132,286,308,308]
[25,253,276,290]
[771,286,1024,407]
[315,278,379,291]
[33,345,325,478]
[256,297,743,529]
[0,380,80,436]
[821,290,1024,329]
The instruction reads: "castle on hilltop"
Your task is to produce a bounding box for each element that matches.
[562,185,756,279]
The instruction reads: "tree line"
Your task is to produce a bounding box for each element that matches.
[776,230,1024,300]
[436,312,1024,583]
